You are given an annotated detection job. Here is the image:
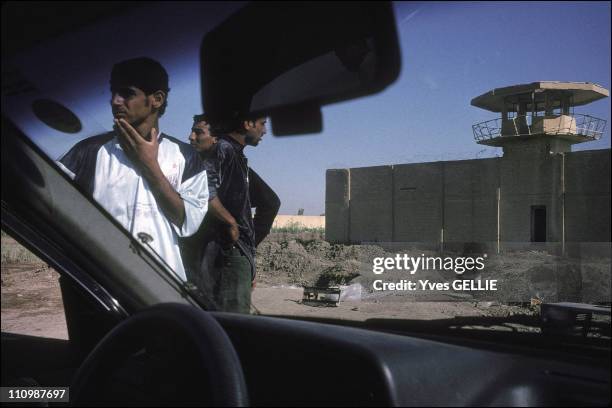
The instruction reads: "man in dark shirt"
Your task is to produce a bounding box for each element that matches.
[186,113,280,313]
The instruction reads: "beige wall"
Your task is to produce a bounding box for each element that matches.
[326,148,611,246]
[273,215,325,229]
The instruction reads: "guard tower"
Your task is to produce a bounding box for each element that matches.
[471,82,608,157]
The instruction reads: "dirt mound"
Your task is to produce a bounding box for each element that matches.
[256,234,389,287]
[257,235,437,288]
[257,234,610,304]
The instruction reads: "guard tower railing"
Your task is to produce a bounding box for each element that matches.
[472,114,607,143]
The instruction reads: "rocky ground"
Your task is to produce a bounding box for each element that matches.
[2,232,610,339]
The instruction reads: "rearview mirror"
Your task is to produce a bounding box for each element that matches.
[201,1,401,135]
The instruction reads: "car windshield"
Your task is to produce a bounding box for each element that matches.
[2,2,610,326]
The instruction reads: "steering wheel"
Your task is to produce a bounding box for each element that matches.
[70,303,249,406]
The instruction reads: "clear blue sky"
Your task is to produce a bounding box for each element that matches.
[5,2,610,215]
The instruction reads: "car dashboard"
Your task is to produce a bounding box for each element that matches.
[213,313,611,406]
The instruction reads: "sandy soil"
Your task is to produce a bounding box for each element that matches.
[252,285,495,320]
[1,263,523,341]
[1,264,68,339]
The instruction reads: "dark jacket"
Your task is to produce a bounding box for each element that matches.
[181,135,280,288]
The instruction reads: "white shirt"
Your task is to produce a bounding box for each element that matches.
[58,132,208,281]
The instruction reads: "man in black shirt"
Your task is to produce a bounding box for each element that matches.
[187,113,280,313]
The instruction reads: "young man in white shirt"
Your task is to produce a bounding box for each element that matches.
[59,57,210,281]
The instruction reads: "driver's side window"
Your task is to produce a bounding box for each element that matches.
[1,230,67,340]
[1,229,74,389]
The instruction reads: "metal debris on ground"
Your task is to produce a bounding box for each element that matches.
[302,286,341,307]
[530,297,543,306]
[541,302,611,338]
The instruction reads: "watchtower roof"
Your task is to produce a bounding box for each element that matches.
[471,81,609,112]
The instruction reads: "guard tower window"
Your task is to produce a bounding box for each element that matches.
[508,103,519,119]
[531,206,547,242]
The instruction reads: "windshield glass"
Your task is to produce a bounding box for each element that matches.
[2,2,610,325]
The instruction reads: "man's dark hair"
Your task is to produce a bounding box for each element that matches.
[193,113,209,124]
[211,112,262,135]
[110,57,170,116]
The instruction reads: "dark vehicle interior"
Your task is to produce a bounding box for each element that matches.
[2,2,610,406]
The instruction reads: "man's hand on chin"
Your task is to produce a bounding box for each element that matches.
[115,119,160,172]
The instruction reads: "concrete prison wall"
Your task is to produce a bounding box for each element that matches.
[326,159,500,245]
[565,149,611,243]
[326,149,611,246]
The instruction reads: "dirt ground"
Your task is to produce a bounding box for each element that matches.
[2,232,609,339]
[0,264,526,341]
[1,264,68,339]
[257,232,610,304]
